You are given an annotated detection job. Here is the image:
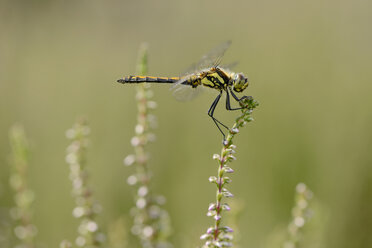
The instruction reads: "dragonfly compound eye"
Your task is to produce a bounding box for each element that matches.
[233,73,249,93]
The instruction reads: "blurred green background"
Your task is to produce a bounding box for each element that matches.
[1,0,372,247]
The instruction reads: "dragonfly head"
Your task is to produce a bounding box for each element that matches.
[232,73,249,93]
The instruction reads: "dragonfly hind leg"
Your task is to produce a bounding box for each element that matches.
[208,91,230,140]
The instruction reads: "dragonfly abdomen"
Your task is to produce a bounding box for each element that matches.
[117,76,180,84]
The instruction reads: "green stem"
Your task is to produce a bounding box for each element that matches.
[202,96,258,248]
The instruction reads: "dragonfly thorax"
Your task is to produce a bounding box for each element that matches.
[231,73,249,93]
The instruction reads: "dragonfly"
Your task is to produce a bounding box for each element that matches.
[117,41,250,140]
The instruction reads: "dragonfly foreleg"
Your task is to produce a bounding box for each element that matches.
[208,91,229,139]
[226,89,249,111]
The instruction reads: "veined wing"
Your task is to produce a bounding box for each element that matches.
[194,40,232,70]
[172,77,204,101]
[179,41,232,77]
[170,41,232,101]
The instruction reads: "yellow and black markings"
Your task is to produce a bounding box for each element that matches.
[118,75,181,84]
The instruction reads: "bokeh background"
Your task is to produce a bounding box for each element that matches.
[1,0,372,247]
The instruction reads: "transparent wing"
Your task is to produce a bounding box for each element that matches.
[170,41,232,101]
[171,79,205,102]
[222,61,239,71]
[195,40,232,71]
[176,41,232,77]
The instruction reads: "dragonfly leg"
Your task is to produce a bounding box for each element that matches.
[208,91,229,139]
[226,89,249,111]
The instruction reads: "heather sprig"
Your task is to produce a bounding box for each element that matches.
[123,43,172,248]
[64,119,105,248]
[201,96,258,248]
[283,183,313,248]
[9,124,37,248]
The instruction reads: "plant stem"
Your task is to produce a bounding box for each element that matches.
[283,183,313,248]
[9,124,37,248]
[124,43,172,248]
[201,96,259,248]
[65,119,105,248]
